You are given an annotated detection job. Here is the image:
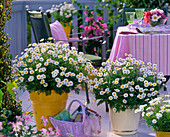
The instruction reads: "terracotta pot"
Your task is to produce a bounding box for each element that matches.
[29,91,68,130]
[156,131,170,137]
[109,108,140,135]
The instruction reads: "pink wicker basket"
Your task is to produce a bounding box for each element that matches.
[49,100,91,137]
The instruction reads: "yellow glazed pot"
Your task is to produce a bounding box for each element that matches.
[156,131,170,137]
[62,22,72,39]
[29,91,68,130]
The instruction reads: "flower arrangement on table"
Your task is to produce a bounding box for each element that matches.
[47,2,77,26]
[79,10,110,55]
[88,54,166,112]
[143,8,167,27]
[12,41,94,95]
[141,95,170,133]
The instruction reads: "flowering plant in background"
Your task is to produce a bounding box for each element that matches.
[79,10,110,55]
[88,54,166,112]
[12,41,94,95]
[143,8,167,27]
[47,2,77,26]
[0,112,61,136]
[141,95,170,132]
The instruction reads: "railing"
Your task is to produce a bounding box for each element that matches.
[5,0,120,58]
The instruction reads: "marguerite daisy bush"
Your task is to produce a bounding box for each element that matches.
[12,41,94,95]
[88,54,166,112]
[142,95,170,132]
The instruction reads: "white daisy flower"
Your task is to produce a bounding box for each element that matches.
[109,96,113,100]
[152,119,157,124]
[123,99,127,104]
[114,89,120,92]
[130,94,134,97]
[28,76,34,82]
[40,79,45,84]
[135,85,140,89]
[123,93,128,98]
[43,83,48,87]
[60,72,65,76]
[19,77,24,82]
[100,91,104,95]
[78,78,82,83]
[44,62,49,66]
[112,92,117,96]
[69,81,73,86]
[37,75,41,80]
[114,96,118,99]
[30,70,34,74]
[112,107,117,112]
[156,113,162,119]
[151,14,159,21]
[120,85,125,89]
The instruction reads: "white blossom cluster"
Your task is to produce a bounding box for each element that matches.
[46,2,76,23]
[88,54,166,112]
[139,95,170,131]
[12,41,94,93]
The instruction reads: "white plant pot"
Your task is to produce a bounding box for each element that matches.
[109,108,140,135]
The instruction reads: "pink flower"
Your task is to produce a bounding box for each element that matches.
[88,34,93,38]
[91,11,94,15]
[0,122,3,130]
[16,116,24,121]
[97,16,103,21]
[85,17,90,22]
[79,25,84,28]
[150,8,164,14]
[25,114,31,124]
[84,11,87,15]
[89,17,94,21]
[41,128,47,133]
[55,127,60,136]
[41,116,48,127]
[12,122,21,132]
[88,26,93,31]
[81,33,85,37]
[102,23,107,29]
[48,127,53,131]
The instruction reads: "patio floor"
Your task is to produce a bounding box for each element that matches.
[17,80,170,137]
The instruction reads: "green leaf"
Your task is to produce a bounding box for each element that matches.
[7,83,16,98]
[0,89,4,106]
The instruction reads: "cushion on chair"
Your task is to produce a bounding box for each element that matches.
[84,54,102,66]
[50,20,69,45]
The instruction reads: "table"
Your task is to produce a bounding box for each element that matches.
[109,26,170,76]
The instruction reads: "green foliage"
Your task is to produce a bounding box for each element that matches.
[0,0,23,130]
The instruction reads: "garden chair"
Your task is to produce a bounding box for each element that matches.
[26,5,109,111]
[122,3,169,26]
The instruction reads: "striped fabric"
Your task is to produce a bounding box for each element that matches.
[50,20,69,44]
[109,26,170,75]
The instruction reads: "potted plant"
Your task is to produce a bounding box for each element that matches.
[46,2,77,38]
[141,95,170,137]
[12,41,93,130]
[88,54,166,135]
[79,10,110,55]
[143,8,167,27]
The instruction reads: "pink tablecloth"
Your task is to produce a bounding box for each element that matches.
[109,26,170,75]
